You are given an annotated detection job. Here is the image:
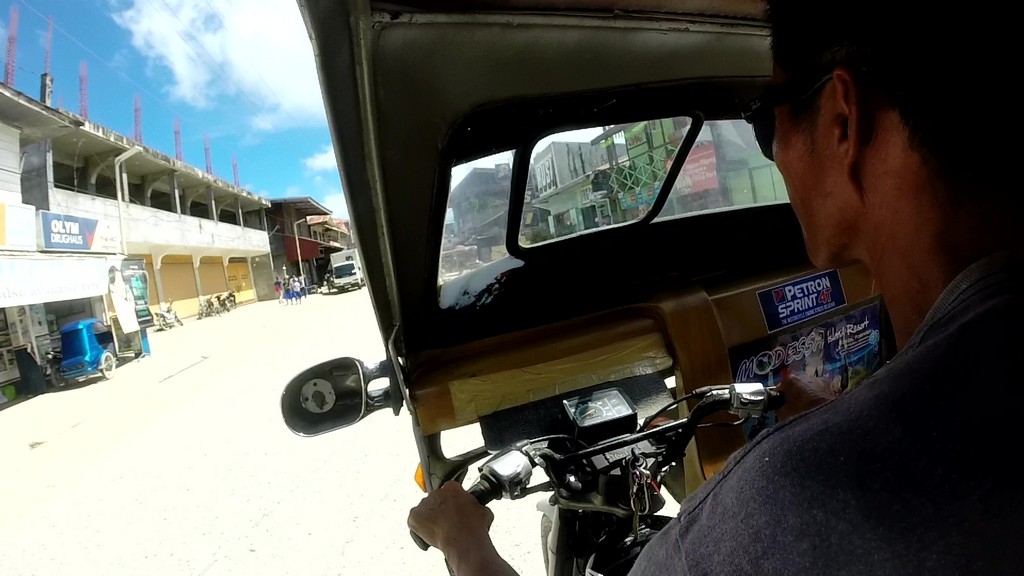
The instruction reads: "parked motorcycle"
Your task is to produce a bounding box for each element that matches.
[214,291,237,314]
[45,349,64,388]
[155,301,184,330]
[198,296,221,319]
[281,358,785,575]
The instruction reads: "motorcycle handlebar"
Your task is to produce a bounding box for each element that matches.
[411,385,785,551]
[410,474,502,551]
[467,474,502,505]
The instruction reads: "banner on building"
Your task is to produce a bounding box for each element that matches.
[0,254,115,308]
[39,210,120,253]
[119,258,155,329]
[0,202,37,251]
[618,185,657,210]
[104,258,155,334]
[679,142,718,193]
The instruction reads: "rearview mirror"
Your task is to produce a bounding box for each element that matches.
[280,357,394,436]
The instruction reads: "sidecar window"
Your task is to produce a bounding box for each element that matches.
[441,150,515,284]
[518,116,694,247]
[653,119,788,220]
[516,118,789,246]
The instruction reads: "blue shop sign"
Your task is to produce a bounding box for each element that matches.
[39,211,119,253]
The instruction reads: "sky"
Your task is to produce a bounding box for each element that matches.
[2,0,348,218]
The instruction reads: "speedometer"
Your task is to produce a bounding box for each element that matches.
[573,399,611,424]
[563,388,638,444]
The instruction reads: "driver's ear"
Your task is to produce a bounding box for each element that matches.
[825,67,872,196]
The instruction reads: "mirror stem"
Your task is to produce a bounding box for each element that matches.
[367,387,391,410]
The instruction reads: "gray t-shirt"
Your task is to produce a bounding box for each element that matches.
[630,252,1024,575]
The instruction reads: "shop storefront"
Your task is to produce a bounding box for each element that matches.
[39,209,153,351]
[0,253,116,402]
[0,208,154,405]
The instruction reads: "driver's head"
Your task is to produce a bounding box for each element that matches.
[756,0,1012,269]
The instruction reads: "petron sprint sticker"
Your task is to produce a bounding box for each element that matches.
[730,299,886,441]
[756,269,847,333]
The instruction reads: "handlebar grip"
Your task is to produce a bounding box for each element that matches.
[468,474,501,506]
[410,474,502,551]
[411,530,430,551]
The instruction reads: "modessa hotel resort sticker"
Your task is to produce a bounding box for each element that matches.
[756,269,847,333]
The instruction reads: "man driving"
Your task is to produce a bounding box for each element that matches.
[409,0,1022,573]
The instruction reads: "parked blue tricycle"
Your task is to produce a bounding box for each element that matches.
[58,319,117,381]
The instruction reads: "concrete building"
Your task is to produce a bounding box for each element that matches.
[0,79,273,403]
[531,141,603,197]
[265,197,336,285]
[527,140,626,240]
[20,86,274,318]
[307,215,351,248]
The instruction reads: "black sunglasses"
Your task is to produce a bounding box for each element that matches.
[743,74,834,161]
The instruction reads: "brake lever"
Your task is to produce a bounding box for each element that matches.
[517,480,552,499]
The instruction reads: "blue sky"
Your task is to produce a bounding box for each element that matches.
[3,0,347,218]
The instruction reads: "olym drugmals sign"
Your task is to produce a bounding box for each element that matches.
[39,210,120,253]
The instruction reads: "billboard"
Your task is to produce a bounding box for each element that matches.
[39,210,120,253]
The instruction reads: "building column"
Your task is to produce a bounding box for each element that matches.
[142,177,155,207]
[184,189,204,217]
[236,198,244,227]
[245,256,256,302]
[168,173,182,214]
[207,188,219,222]
[142,172,171,207]
[192,253,204,297]
[222,255,232,291]
[85,152,116,193]
[151,251,170,305]
[260,208,268,231]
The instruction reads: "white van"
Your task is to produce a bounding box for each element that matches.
[329,249,364,292]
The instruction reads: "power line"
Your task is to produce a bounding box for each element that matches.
[149,0,299,128]
[142,0,215,73]
[198,0,301,128]
[13,0,288,185]
[15,0,203,133]
[17,0,159,109]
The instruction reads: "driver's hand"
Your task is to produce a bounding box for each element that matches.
[775,372,837,421]
[408,480,494,552]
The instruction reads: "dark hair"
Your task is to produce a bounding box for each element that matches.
[765,0,1010,202]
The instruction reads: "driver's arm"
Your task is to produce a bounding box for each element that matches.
[408,481,520,576]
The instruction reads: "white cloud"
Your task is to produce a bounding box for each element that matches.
[109,48,132,74]
[322,191,349,220]
[282,185,303,197]
[303,145,337,172]
[112,0,325,130]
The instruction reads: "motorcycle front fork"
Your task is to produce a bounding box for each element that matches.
[538,499,591,576]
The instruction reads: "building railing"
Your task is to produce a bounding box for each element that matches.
[49,187,270,253]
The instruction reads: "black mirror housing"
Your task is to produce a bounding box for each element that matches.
[281,357,369,436]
